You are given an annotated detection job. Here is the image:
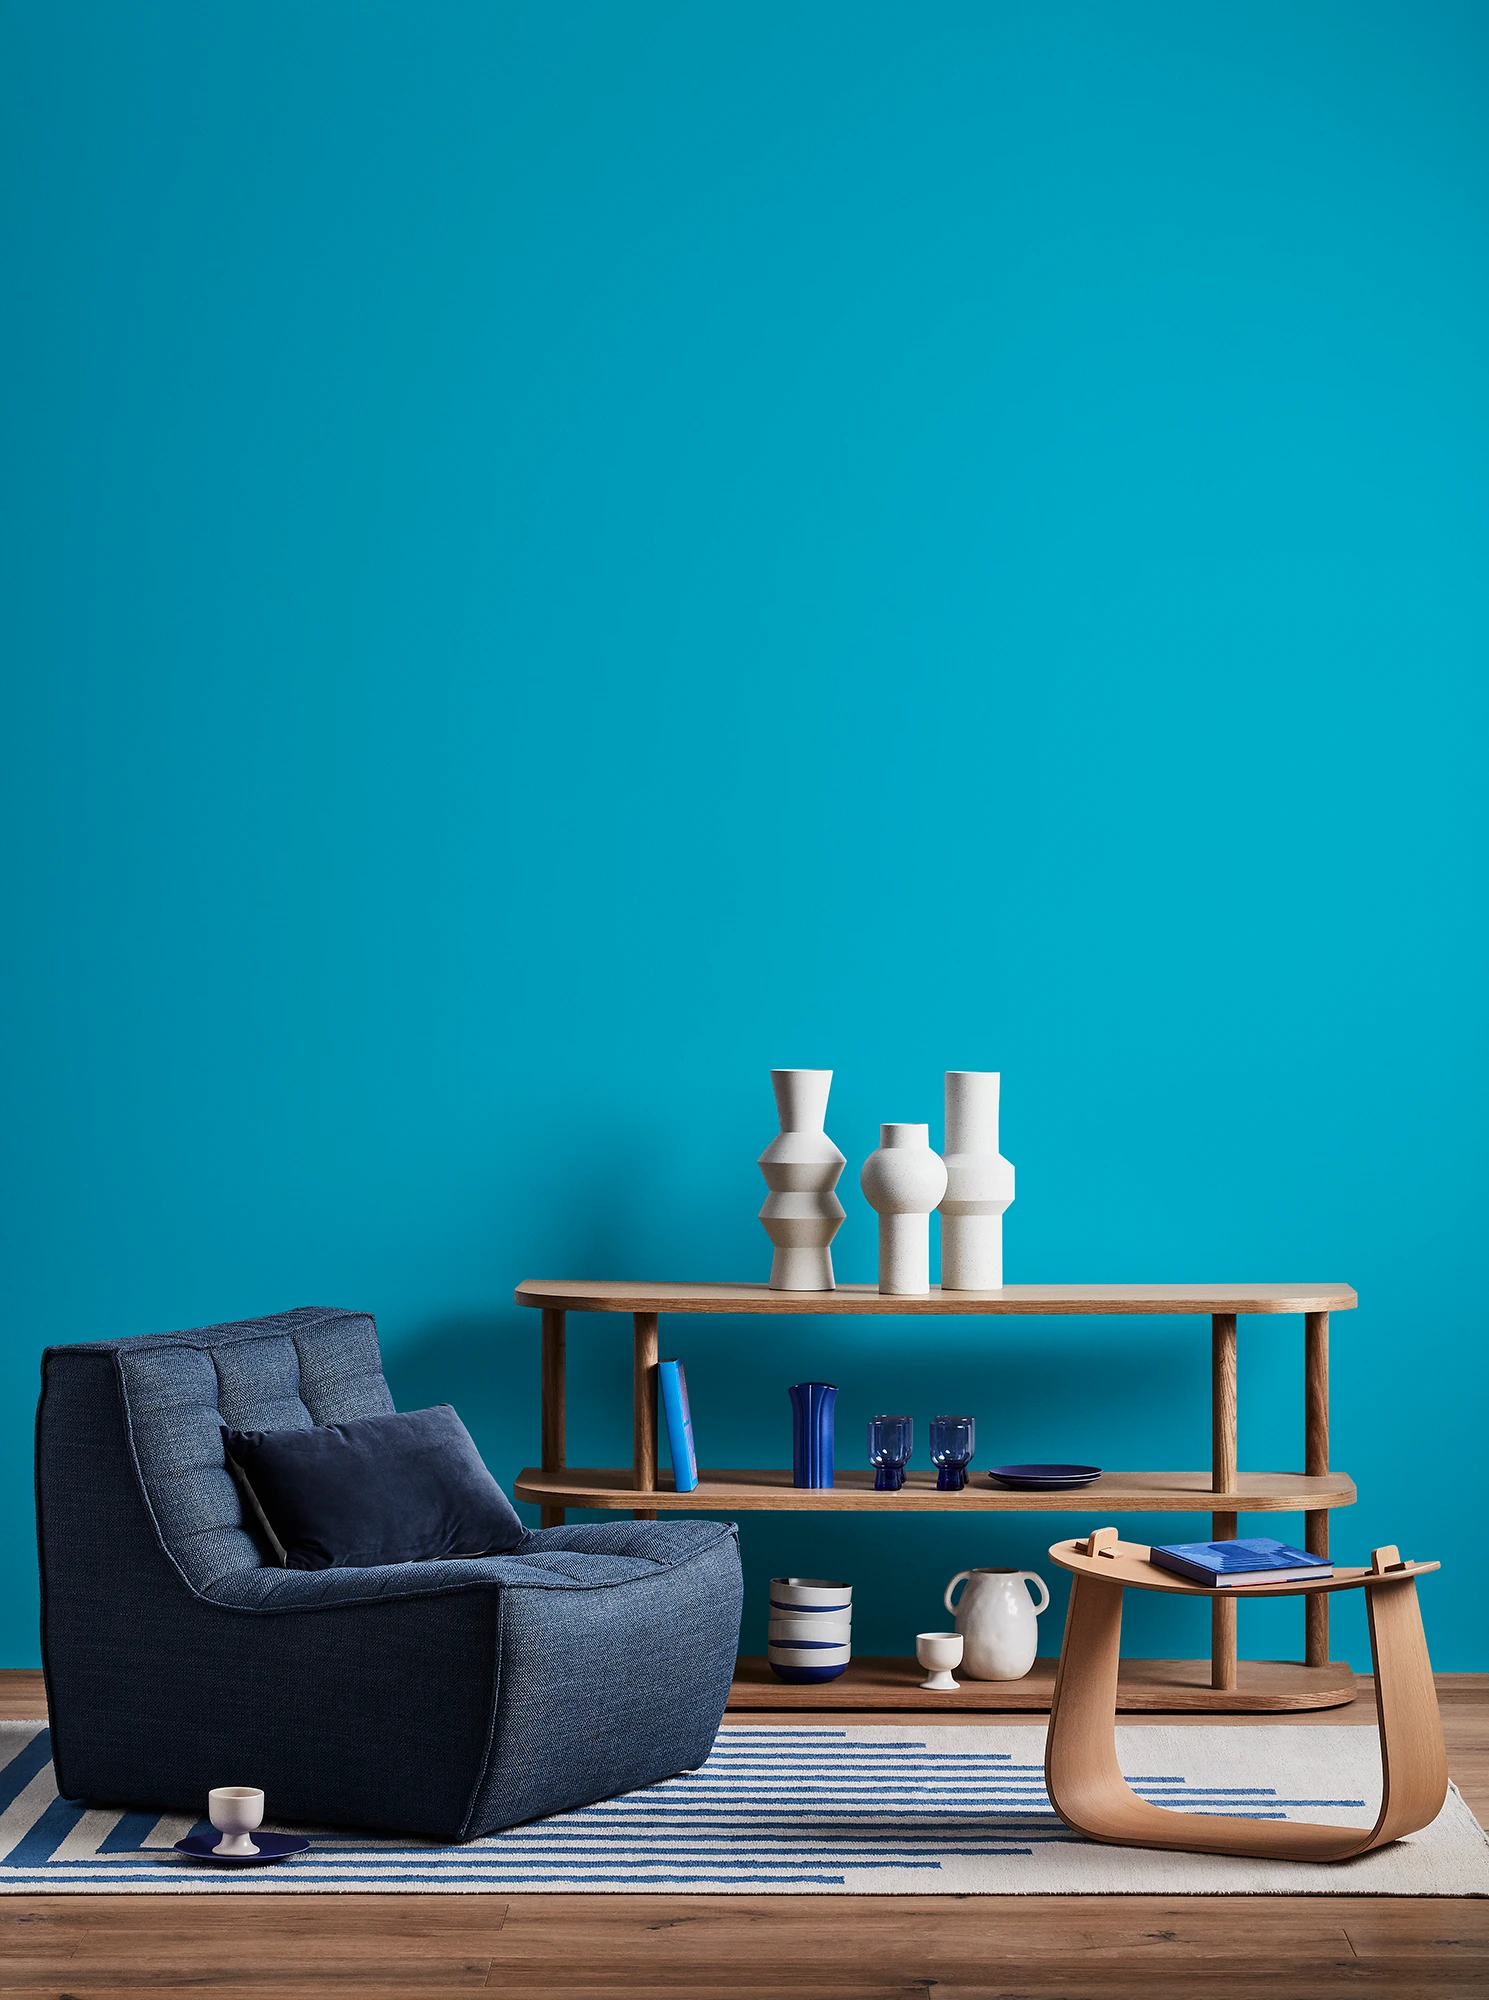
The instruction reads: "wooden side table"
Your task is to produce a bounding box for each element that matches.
[514,1279,1360,1713]
[1045,1528,1447,1860]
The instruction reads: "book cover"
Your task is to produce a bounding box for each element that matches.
[658,1358,699,1493]
[1150,1537,1332,1587]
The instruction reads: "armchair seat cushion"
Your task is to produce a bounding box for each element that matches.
[202,1517,732,1611]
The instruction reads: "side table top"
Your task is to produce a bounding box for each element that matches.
[515,1279,1357,1316]
[1048,1534,1438,1598]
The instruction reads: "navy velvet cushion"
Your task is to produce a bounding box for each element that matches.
[222,1405,525,1570]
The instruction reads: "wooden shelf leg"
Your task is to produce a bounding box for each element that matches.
[633,1311,659,1522]
[1305,1310,1330,1669]
[1211,1312,1238,1692]
[539,1308,566,1530]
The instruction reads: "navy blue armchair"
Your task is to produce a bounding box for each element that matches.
[35,1308,742,1840]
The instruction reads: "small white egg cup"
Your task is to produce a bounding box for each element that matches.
[916,1630,964,1690]
[209,1786,265,1856]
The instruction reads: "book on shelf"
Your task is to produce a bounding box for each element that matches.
[1149,1536,1333,1588]
[658,1358,699,1493]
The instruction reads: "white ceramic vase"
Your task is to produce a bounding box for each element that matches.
[943,1567,1051,1680]
[758,1070,845,1291]
[859,1123,948,1295]
[939,1071,1015,1290]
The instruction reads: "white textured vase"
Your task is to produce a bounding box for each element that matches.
[859,1123,948,1296]
[758,1070,846,1291]
[939,1071,1015,1290]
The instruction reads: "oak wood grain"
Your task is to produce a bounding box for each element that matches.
[540,1306,566,1531]
[517,1279,1359,1316]
[1305,1309,1331,1669]
[631,1311,658,1521]
[1044,1558,1449,1862]
[513,1465,1358,1512]
[1,1672,1483,1998]
[728,1652,1357,1711]
[1049,1533,1440,1598]
[1211,1313,1239,1692]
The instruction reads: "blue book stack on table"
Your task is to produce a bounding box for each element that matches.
[658,1358,699,1493]
[1149,1536,1333,1588]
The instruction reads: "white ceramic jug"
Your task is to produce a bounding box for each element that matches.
[943,1566,1051,1680]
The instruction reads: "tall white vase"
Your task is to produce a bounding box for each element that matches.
[859,1123,948,1296]
[939,1071,1015,1290]
[758,1070,846,1292]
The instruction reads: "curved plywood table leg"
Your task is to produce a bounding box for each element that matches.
[1045,1542,1448,1863]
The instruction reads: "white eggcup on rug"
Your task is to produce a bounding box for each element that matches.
[860,1123,948,1295]
[208,1787,264,1857]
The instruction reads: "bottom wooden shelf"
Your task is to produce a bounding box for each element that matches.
[728,1654,1358,1714]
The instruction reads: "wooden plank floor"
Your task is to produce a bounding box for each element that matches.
[3,1669,1486,1997]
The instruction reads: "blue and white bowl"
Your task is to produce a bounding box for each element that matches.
[768,1577,852,1682]
[768,1614,851,1645]
[769,1576,852,1612]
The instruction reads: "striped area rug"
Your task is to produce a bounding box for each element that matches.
[2,1722,1486,1894]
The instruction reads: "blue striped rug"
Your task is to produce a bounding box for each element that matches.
[3,1722,1485,1893]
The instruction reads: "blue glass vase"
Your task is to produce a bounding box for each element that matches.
[789,1381,837,1488]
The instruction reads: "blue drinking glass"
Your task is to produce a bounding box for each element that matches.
[930,1414,976,1490]
[868,1414,913,1491]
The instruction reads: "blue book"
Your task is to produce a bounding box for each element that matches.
[1149,1536,1332,1588]
[658,1359,699,1493]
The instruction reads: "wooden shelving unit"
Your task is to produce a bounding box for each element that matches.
[514,1278,1359,1714]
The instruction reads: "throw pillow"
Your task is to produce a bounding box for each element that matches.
[222,1405,525,1570]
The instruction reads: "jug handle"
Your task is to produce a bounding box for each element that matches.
[1020,1571,1051,1615]
[944,1570,971,1615]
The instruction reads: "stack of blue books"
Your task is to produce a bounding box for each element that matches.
[1149,1536,1332,1587]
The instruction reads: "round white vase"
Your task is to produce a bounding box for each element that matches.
[758,1069,846,1291]
[939,1071,1015,1290]
[943,1567,1050,1680]
[859,1123,948,1296]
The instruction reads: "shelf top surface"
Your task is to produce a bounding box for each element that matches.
[516,1279,1357,1316]
[513,1467,1358,1513]
[1048,1535,1438,1597]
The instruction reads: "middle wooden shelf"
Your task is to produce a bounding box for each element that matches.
[513,1466,1357,1513]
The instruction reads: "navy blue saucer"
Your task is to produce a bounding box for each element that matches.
[174,1831,310,1865]
[987,1463,1102,1490]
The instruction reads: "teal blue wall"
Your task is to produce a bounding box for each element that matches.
[3,2,1486,1672]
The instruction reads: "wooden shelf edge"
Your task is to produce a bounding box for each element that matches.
[515,1467,1359,1513]
[517,1280,1358,1316]
[728,1655,1359,1714]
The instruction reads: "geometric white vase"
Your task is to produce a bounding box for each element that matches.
[758,1069,846,1292]
[939,1070,1015,1290]
[859,1122,948,1296]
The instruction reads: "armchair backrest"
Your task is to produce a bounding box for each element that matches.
[38,1308,394,1594]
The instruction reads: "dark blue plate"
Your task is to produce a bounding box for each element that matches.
[987,1463,1102,1490]
[174,1831,311,1865]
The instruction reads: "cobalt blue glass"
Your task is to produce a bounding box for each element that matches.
[868,1414,912,1491]
[930,1414,976,1490]
[789,1381,837,1488]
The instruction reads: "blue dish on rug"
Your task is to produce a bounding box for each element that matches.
[174,1832,311,1865]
